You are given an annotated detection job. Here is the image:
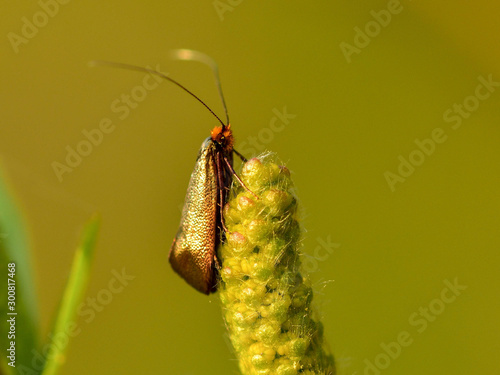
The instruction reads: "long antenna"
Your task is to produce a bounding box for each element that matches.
[88,60,226,127]
[170,49,230,126]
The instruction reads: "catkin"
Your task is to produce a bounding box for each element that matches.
[219,155,335,375]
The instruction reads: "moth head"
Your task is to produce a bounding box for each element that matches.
[211,124,234,152]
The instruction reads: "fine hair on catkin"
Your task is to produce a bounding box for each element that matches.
[218,153,335,375]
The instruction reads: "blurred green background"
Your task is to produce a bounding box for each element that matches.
[1,1,499,374]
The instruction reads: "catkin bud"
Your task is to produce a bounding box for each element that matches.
[219,155,335,375]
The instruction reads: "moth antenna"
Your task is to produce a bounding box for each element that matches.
[170,49,230,128]
[88,60,225,127]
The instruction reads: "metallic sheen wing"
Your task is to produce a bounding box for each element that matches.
[169,137,218,294]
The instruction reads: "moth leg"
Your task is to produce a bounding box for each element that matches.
[213,252,222,272]
[233,148,247,162]
[223,156,258,199]
[216,152,231,233]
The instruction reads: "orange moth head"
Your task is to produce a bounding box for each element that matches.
[211,124,234,153]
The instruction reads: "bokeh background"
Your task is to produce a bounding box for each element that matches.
[1,1,499,374]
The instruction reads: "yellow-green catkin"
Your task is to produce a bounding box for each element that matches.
[219,155,335,375]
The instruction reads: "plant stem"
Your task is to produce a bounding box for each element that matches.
[219,155,335,375]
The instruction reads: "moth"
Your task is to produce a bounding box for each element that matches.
[91,50,250,295]
[168,123,236,294]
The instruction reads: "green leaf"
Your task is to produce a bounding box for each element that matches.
[41,214,100,375]
[0,163,39,375]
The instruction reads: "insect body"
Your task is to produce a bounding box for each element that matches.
[91,50,248,295]
[169,125,234,294]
